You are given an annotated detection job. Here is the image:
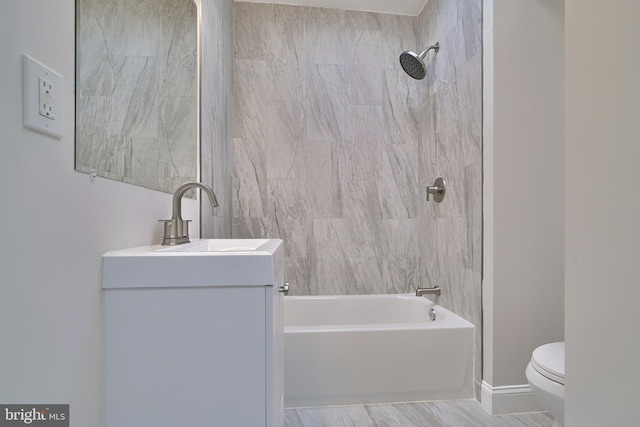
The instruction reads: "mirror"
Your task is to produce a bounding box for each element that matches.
[75,0,198,194]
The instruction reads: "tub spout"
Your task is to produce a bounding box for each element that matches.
[159,181,219,245]
[416,286,441,297]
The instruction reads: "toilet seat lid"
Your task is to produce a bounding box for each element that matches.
[531,342,565,385]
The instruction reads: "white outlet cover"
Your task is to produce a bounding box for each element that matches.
[23,55,63,138]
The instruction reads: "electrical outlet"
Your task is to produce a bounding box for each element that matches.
[23,55,63,138]
[38,77,55,120]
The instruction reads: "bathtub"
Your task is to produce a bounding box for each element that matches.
[284,294,474,408]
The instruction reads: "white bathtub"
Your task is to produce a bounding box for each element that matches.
[284,294,474,408]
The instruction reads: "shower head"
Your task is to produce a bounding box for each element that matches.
[399,42,440,80]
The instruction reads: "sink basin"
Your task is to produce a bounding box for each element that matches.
[155,239,270,253]
[102,239,283,289]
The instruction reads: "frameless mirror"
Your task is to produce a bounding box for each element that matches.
[75,0,198,194]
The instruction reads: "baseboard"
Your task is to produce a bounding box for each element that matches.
[480,381,545,415]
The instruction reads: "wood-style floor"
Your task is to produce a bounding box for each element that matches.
[284,400,553,427]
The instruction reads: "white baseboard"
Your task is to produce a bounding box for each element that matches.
[480,381,546,415]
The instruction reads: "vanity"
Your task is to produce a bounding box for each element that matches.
[102,239,284,427]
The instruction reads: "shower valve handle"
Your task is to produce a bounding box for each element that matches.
[426,178,446,203]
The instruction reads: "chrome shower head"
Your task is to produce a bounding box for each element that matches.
[400,51,427,80]
[399,42,440,80]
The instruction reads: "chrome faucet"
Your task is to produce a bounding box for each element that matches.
[416,286,441,297]
[159,182,219,245]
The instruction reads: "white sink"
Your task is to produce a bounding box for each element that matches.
[102,239,283,289]
[155,239,270,253]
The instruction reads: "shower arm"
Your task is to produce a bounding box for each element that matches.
[418,42,440,60]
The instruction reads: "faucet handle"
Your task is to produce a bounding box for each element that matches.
[426,177,446,203]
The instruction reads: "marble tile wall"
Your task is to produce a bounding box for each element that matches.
[416,0,483,393]
[201,0,234,238]
[76,0,197,194]
[233,3,424,296]
[232,0,481,324]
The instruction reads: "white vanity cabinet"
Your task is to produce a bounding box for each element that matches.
[102,239,284,427]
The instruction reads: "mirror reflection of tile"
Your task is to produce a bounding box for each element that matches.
[75,0,198,194]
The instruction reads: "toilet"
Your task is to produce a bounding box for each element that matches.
[526,342,565,427]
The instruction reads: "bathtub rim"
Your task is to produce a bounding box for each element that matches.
[284,293,474,333]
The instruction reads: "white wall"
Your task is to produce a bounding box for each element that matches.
[0,2,198,425]
[483,0,565,411]
[565,0,640,425]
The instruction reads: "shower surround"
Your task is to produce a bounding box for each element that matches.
[231,1,482,388]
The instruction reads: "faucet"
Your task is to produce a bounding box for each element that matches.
[159,181,219,245]
[416,286,441,297]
